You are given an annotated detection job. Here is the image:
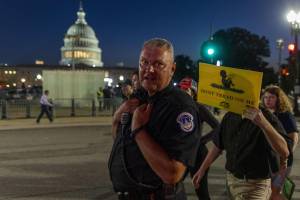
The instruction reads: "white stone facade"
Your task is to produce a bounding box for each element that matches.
[60,2,103,67]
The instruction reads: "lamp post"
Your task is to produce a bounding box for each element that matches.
[287,10,300,115]
[65,34,80,116]
[276,38,284,87]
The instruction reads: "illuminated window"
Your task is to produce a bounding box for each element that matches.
[35,60,44,65]
[64,51,72,58]
[64,50,99,60]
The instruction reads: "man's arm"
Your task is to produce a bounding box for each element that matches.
[112,106,123,139]
[41,96,53,107]
[198,103,220,143]
[135,130,186,184]
[288,132,299,152]
[244,108,289,159]
[132,104,187,184]
[192,144,222,188]
[198,104,220,129]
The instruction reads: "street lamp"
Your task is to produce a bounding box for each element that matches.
[276,38,284,87]
[65,34,80,70]
[287,10,300,115]
[65,34,80,116]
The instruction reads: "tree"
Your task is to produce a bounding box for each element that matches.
[262,67,278,88]
[210,27,270,71]
[174,55,197,82]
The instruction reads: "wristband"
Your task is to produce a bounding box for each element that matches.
[130,125,146,139]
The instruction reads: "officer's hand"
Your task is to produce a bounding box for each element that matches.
[243,107,267,128]
[113,99,140,123]
[131,103,152,130]
[192,169,204,189]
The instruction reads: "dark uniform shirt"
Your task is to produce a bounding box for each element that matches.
[274,111,298,167]
[109,85,200,192]
[213,109,286,179]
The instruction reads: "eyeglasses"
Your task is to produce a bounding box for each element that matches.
[139,59,167,70]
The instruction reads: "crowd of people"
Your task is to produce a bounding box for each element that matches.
[96,82,138,113]
[108,37,299,200]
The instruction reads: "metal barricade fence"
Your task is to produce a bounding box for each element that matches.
[6,99,28,119]
[0,100,3,119]
[0,97,123,119]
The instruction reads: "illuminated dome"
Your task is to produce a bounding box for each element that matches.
[60,2,103,67]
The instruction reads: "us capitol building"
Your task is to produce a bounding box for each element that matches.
[0,1,134,89]
[60,2,103,67]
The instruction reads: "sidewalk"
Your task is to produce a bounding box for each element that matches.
[0,116,113,131]
[1,112,299,131]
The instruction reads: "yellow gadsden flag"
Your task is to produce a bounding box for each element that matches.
[197,63,263,115]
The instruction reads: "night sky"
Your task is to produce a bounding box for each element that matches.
[1,0,300,69]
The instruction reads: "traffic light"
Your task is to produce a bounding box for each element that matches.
[288,43,295,55]
[201,40,218,63]
[207,48,215,56]
[205,44,216,57]
[280,65,289,77]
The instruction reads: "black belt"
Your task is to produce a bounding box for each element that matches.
[233,172,269,180]
[117,191,156,200]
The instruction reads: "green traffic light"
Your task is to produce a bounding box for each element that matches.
[207,48,215,56]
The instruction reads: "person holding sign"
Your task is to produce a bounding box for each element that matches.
[192,106,289,199]
[178,77,219,200]
[261,85,298,200]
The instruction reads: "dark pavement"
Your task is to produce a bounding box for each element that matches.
[0,117,299,199]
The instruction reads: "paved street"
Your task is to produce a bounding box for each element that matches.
[0,126,113,199]
[0,122,299,199]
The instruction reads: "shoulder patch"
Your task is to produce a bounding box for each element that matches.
[176,112,194,132]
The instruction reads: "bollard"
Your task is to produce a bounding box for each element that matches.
[71,98,75,117]
[92,99,96,116]
[1,100,7,119]
[26,100,31,118]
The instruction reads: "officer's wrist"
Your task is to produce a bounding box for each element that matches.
[130,125,146,139]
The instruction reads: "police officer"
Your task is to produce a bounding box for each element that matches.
[109,38,200,199]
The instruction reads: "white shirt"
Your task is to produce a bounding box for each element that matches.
[40,94,53,107]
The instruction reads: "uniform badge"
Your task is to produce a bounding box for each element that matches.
[176,112,194,132]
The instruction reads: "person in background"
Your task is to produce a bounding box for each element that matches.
[103,86,112,111]
[131,70,140,92]
[97,86,104,111]
[178,77,219,200]
[111,71,147,140]
[36,90,53,123]
[121,79,134,101]
[261,85,298,200]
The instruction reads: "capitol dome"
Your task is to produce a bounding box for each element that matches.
[60,2,103,67]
